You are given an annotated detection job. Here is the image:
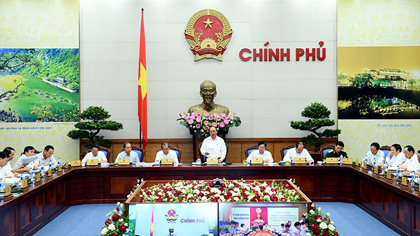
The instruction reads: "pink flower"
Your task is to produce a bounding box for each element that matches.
[196,117,201,123]
[185,115,190,120]
[212,122,217,127]
[214,113,220,119]
[204,126,209,130]
[228,114,233,119]
[221,113,226,117]
[204,112,209,117]
[197,113,202,117]
[220,123,225,128]
[188,119,194,124]
[209,116,214,120]
[224,119,229,124]
[196,124,201,129]
[203,121,209,126]
[191,112,197,117]
[201,129,204,133]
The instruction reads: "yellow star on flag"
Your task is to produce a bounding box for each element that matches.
[203,18,214,29]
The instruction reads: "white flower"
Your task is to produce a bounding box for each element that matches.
[101,227,108,235]
[316,219,321,222]
[248,195,254,201]
[310,209,314,214]
[326,212,330,217]
[119,218,123,222]
[187,194,193,199]
[233,197,239,201]
[117,202,120,206]
[328,224,335,231]
[124,223,128,226]
[234,188,240,192]
[263,195,270,201]
[120,203,124,208]
[319,222,327,230]
[220,196,225,201]
[318,207,321,211]
[108,224,116,231]
[202,196,208,202]
[193,189,200,194]
[330,221,334,224]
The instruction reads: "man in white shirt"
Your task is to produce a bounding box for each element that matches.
[200,127,227,163]
[82,145,107,163]
[400,145,419,174]
[2,147,19,176]
[246,141,273,164]
[115,142,140,164]
[379,144,406,167]
[13,146,35,170]
[0,152,14,178]
[283,142,314,164]
[33,145,57,168]
[365,142,385,164]
[155,142,179,165]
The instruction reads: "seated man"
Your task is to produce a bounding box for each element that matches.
[33,145,57,169]
[280,224,291,235]
[291,222,301,235]
[299,219,309,235]
[283,142,314,164]
[400,145,419,174]
[155,142,179,165]
[115,142,140,164]
[380,143,406,167]
[246,141,273,164]
[200,127,227,163]
[324,141,348,159]
[228,221,239,235]
[0,152,14,179]
[13,146,36,170]
[365,142,385,165]
[2,147,19,176]
[219,224,229,236]
[82,145,107,163]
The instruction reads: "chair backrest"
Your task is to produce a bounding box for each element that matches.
[87,146,110,161]
[380,145,391,158]
[199,142,229,161]
[158,145,182,162]
[280,144,295,159]
[320,144,336,159]
[244,145,269,158]
[121,145,145,162]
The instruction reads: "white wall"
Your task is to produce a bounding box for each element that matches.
[80,0,337,139]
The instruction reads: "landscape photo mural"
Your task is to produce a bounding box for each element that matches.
[0,48,79,122]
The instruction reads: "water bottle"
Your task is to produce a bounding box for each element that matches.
[0,178,4,192]
[58,157,61,166]
[340,154,343,165]
[41,166,45,176]
[306,229,311,236]
[20,176,24,187]
[396,165,401,177]
[49,160,52,168]
[411,171,416,185]
[365,155,368,165]
[29,167,33,179]
[385,162,389,172]
[373,157,376,167]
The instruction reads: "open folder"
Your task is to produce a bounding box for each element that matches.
[21,155,37,164]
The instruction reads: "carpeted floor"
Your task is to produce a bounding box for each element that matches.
[34,202,399,236]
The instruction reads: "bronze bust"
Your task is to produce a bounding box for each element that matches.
[188,80,230,115]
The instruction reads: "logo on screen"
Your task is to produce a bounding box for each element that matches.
[184,9,233,61]
[165,209,179,222]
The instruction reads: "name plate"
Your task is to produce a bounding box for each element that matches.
[22,178,28,188]
[326,158,338,164]
[251,157,263,164]
[402,176,408,186]
[58,164,62,172]
[47,168,52,177]
[36,173,41,182]
[363,162,367,169]
[87,159,98,166]
[5,185,11,196]
[343,158,353,165]
[294,158,306,164]
[355,159,359,166]
[207,158,218,165]
[118,158,130,165]
[161,158,173,165]
[387,171,392,179]
[374,166,378,174]
[71,160,81,167]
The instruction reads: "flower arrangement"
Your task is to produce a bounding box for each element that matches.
[101,202,132,236]
[178,111,241,138]
[136,179,301,203]
[305,203,339,236]
[126,178,143,199]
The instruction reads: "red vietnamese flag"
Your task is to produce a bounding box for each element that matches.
[138,9,147,148]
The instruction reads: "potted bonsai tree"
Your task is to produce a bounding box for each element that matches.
[290,102,341,152]
[67,106,123,148]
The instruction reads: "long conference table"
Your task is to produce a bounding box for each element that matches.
[1,164,420,236]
